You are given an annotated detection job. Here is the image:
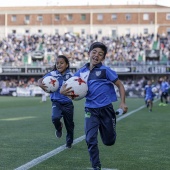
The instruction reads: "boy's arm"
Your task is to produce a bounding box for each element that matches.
[37,77,48,92]
[114,80,128,113]
[60,83,73,97]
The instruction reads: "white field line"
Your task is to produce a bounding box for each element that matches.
[87,168,117,170]
[14,136,85,170]
[15,100,159,170]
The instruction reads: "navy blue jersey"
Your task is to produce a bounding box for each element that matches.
[74,63,118,108]
[44,69,73,103]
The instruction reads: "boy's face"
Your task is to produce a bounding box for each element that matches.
[89,47,105,66]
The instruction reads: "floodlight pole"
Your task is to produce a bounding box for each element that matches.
[90,10,93,35]
[5,13,8,38]
[154,10,158,41]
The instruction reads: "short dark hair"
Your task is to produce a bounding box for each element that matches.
[88,42,107,57]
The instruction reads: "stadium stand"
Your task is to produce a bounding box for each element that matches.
[0,33,170,98]
[0,33,169,67]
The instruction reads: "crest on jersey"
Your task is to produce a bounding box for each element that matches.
[96,71,101,76]
[66,75,70,80]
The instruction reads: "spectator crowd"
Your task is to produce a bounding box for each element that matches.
[0,32,170,67]
[0,32,170,98]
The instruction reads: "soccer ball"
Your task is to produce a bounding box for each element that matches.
[42,76,59,93]
[65,76,88,101]
[152,87,158,93]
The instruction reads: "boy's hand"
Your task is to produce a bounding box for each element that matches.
[60,84,73,96]
[119,103,128,114]
[39,81,48,92]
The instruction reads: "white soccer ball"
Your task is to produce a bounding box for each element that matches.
[152,87,158,93]
[42,76,59,93]
[65,76,88,101]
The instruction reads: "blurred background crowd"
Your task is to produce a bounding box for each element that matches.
[0,32,170,67]
[0,32,170,98]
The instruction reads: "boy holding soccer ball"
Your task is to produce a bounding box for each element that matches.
[60,42,128,170]
[38,55,74,149]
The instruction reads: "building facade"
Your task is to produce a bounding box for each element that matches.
[0,5,170,38]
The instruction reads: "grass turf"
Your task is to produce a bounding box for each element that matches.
[0,97,170,170]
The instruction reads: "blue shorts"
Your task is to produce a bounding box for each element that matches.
[145,95,154,101]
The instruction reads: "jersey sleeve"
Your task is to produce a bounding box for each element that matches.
[43,72,52,78]
[106,68,118,83]
[74,69,81,77]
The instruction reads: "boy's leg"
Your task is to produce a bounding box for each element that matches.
[62,102,74,147]
[165,92,168,104]
[162,92,168,105]
[149,99,153,112]
[146,100,149,108]
[161,92,164,103]
[85,108,101,169]
[99,104,117,146]
[51,102,63,138]
[159,93,164,106]
[145,96,149,108]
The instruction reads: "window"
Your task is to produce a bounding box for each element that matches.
[37,15,43,21]
[125,14,131,20]
[143,14,149,20]
[126,28,130,35]
[25,15,30,21]
[25,30,30,33]
[166,13,170,20]
[111,14,117,20]
[144,28,148,34]
[98,29,102,35]
[112,29,117,37]
[67,28,73,32]
[55,14,60,21]
[55,29,59,34]
[11,15,17,22]
[67,14,73,21]
[25,15,30,24]
[38,29,42,33]
[167,28,170,35]
[97,14,103,21]
[12,30,16,34]
[81,14,86,21]
[81,29,85,35]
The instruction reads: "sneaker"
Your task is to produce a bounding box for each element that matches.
[149,109,152,112]
[162,103,167,106]
[159,103,163,106]
[66,143,72,148]
[55,122,63,138]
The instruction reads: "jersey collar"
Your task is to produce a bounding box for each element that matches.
[85,62,102,69]
[56,68,70,75]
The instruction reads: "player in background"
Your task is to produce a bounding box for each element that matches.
[167,77,170,103]
[159,76,170,106]
[41,90,47,102]
[38,55,74,148]
[60,42,128,170]
[144,80,156,112]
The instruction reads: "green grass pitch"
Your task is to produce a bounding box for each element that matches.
[0,96,170,170]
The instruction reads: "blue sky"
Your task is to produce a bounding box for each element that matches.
[0,0,170,7]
